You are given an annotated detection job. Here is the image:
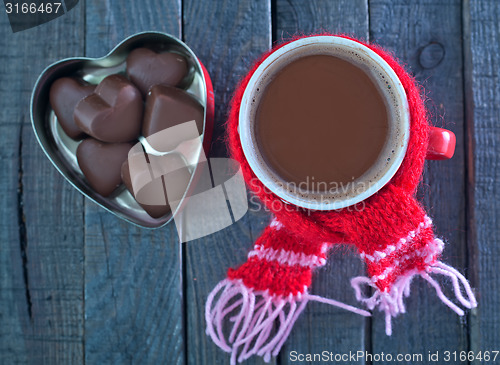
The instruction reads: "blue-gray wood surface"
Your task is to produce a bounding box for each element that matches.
[0,0,498,364]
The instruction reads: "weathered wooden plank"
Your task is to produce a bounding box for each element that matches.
[274,1,369,364]
[464,0,500,360]
[369,0,469,359]
[276,0,368,41]
[84,1,184,364]
[182,0,272,363]
[0,4,85,364]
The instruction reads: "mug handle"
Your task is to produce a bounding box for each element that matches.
[426,127,456,160]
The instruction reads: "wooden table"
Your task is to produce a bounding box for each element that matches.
[1,0,499,364]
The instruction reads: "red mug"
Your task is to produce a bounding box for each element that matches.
[238,36,456,210]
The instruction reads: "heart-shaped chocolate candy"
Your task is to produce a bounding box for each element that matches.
[126,48,188,96]
[143,85,204,151]
[121,152,191,219]
[122,159,169,219]
[74,74,143,143]
[77,138,134,197]
[49,77,95,140]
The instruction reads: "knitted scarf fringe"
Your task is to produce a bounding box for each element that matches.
[351,245,477,336]
[206,278,370,365]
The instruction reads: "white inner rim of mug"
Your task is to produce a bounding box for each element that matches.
[239,36,410,211]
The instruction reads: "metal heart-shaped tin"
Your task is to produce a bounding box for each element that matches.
[30,31,214,228]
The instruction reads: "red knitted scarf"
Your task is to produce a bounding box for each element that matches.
[205,34,476,364]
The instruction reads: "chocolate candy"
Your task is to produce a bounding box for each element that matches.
[121,158,170,219]
[143,85,204,151]
[74,74,143,143]
[77,138,133,197]
[49,77,95,140]
[121,151,191,218]
[126,48,189,96]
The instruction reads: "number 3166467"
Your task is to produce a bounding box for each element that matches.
[5,2,62,14]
